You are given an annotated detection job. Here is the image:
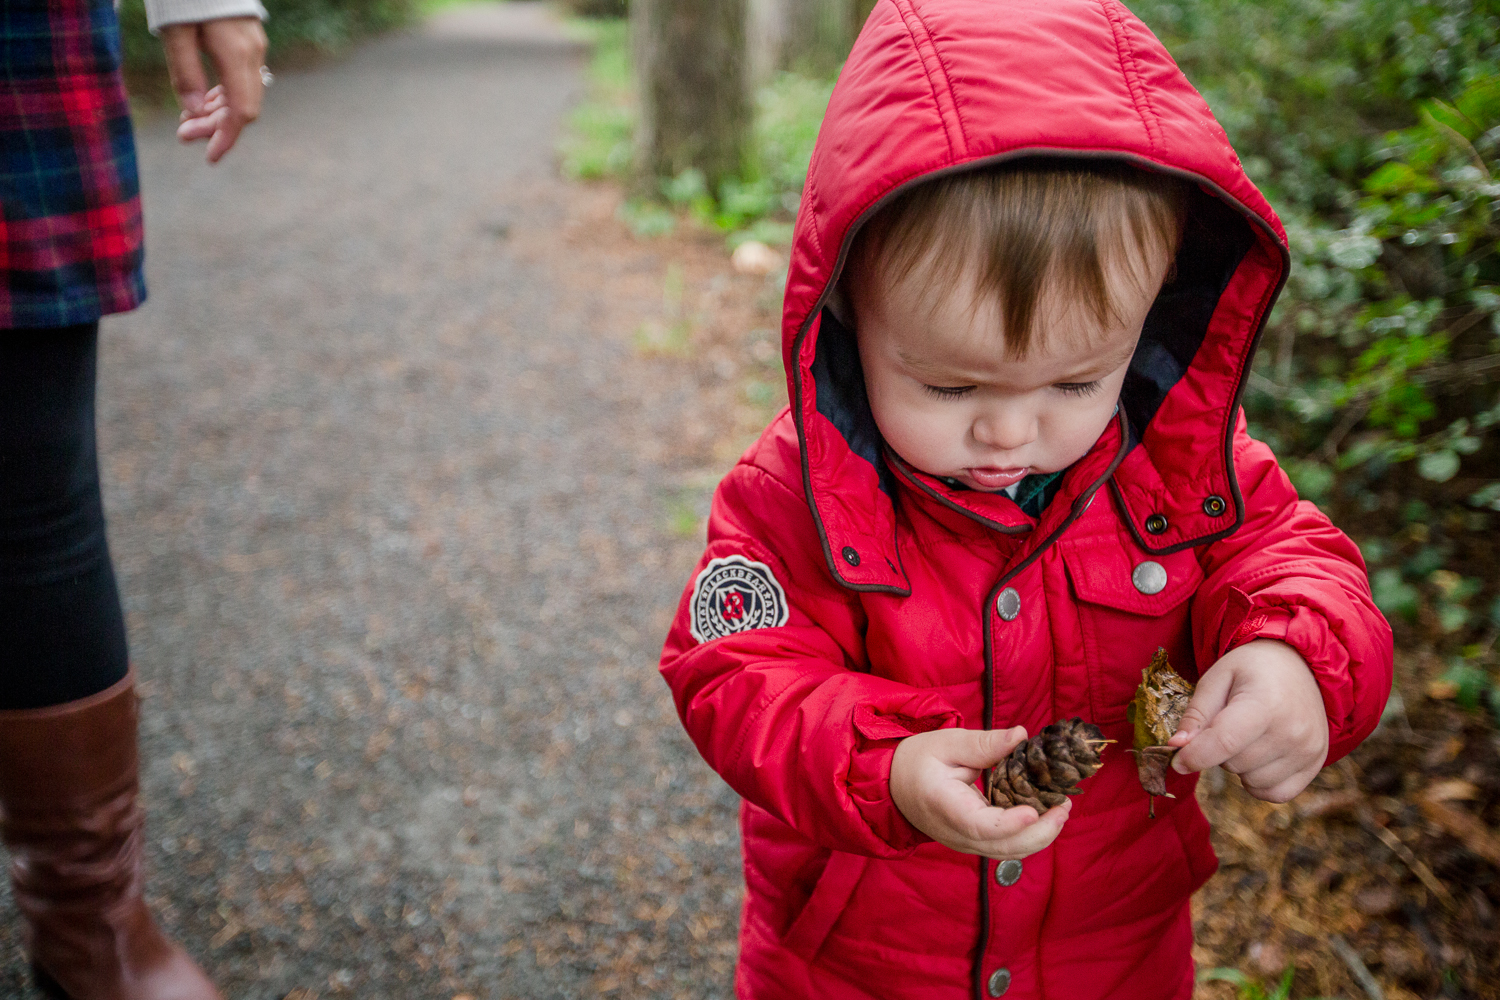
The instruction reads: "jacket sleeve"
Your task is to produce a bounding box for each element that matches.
[1191,413,1394,765]
[143,0,267,33]
[660,459,962,859]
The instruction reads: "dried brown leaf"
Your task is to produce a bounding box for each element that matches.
[1127,649,1194,814]
[1128,648,1194,751]
[1423,777,1482,803]
[1417,797,1500,865]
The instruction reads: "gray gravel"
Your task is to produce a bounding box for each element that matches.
[0,7,742,997]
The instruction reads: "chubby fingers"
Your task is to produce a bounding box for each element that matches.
[937,725,1028,771]
[919,768,1071,858]
[1170,676,1267,775]
[890,725,1072,859]
[966,800,1072,859]
[1235,754,1323,804]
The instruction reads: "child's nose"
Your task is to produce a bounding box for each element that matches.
[972,407,1035,452]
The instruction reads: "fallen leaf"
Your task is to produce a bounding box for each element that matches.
[209,920,244,950]
[1418,797,1500,865]
[1353,884,1401,917]
[1295,788,1364,819]
[1425,678,1460,700]
[1423,778,1481,803]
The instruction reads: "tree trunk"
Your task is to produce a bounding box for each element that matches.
[748,0,874,85]
[747,0,788,88]
[780,0,853,77]
[633,0,750,192]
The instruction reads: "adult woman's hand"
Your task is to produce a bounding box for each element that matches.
[160,16,269,163]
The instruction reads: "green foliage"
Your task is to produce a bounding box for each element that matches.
[559,19,635,181]
[120,0,420,71]
[1125,0,1500,714]
[1198,966,1299,1000]
[617,198,676,238]
[752,71,837,217]
[1199,964,1346,1000]
[558,20,832,247]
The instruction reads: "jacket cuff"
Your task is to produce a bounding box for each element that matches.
[145,0,268,33]
[845,705,961,854]
[1214,588,1384,764]
[1225,607,1293,650]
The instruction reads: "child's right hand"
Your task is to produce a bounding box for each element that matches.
[890,726,1071,859]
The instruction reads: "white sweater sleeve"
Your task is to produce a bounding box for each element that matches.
[143,0,268,33]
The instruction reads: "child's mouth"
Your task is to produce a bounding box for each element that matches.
[967,467,1028,489]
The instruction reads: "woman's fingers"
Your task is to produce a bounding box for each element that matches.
[159,23,210,116]
[161,18,267,162]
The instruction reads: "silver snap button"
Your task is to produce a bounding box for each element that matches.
[995,859,1023,886]
[1131,560,1168,595]
[988,967,1012,997]
[995,587,1020,621]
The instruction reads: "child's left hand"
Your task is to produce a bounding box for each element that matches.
[1166,639,1328,803]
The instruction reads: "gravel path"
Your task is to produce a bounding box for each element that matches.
[0,7,743,997]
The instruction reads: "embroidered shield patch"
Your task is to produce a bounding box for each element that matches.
[689,555,789,643]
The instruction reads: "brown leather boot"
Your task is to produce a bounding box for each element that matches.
[0,669,223,1000]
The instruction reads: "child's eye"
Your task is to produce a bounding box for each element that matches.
[1054,381,1103,397]
[923,384,975,399]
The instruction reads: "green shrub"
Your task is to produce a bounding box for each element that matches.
[1126,0,1500,713]
[559,19,635,181]
[558,18,832,248]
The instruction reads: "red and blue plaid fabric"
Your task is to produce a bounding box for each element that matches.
[1,0,145,329]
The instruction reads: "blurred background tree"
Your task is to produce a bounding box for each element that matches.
[631,0,751,193]
[747,0,853,82]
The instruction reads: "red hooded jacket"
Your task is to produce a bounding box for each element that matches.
[659,2,1394,997]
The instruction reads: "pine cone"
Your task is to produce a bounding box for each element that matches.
[986,718,1108,811]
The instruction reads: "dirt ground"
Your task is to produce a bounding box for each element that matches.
[1,3,1494,998]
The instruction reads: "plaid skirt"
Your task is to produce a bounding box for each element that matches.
[1,0,145,329]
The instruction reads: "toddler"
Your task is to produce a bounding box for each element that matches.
[659,2,1394,998]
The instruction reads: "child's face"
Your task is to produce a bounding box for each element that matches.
[852,251,1168,493]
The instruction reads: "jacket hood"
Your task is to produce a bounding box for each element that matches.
[782,0,1290,595]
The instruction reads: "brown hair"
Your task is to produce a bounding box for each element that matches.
[846,159,1190,357]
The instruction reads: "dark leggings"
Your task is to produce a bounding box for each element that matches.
[0,324,130,710]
